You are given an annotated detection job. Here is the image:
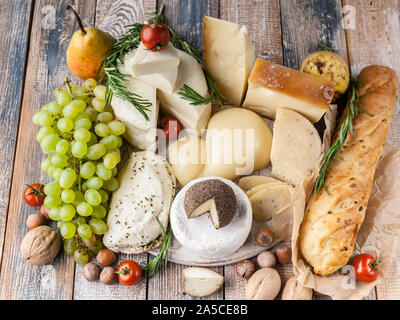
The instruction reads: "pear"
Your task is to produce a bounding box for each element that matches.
[66,6,115,80]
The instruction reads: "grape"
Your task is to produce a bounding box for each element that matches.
[103,152,119,169]
[35,111,55,126]
[48,207,61,221]
[73,128,91,142]
[88,238,103,255]
[98,189,109,203]
[82,181,88,192]
[43,195,62,208]
[100,135,118,151]
[36,126,55,143]
[96,163,112,181]
[92,205,107,219]
[86,176,103,190]
[80,161,96,179]
[56,139,69,154]
[97,112,113,124]
[73,190,84,205]
[84,78,97,90]
[60,204,76,221]
[87,132,98,146]
[44,182,61,197]
[57,117,74,133]
[74,117,91,129]
[72,87,87,99]
[77,223,92,239]
[107,121,126,136]
[45,102,62,115]
[85,106,98,121]
[94,123,109,137]
[57,221,65,229]
[63,102,79,118]
[52,168,63,182]
[41,157,52,172]
[92,98,105,112]
[103,177,119,192]
[93,85,106,100]
[70,99,86,112]
[47,165,56,178]
[51,154,68,168]
[76,201,93,216]
[112,167,118,177]
[61,189,75,203]
[71,141,87,158]
[40,133,60,152]
[64,238,77,255]
[86,143,106,160]
[75,216,86,225]
[116,136,123,148]
[74,248,89,265]
[61,222,76,239]
[84,189,102,206]
[55,88,71,106]
[82,234,96,247]
[89,218,107,235]
[60,168,77,189]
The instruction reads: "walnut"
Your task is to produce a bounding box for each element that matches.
[20,225,60,265]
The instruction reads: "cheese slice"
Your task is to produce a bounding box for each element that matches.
[242,59,335,122]
[103,151,176,254]
[237,175,283,191]
[203,16,255,106]
[111,75,159,152]
[270,108,322,185]
[126,42,180,76]
[246,181,290,198]
[158,49,211,134]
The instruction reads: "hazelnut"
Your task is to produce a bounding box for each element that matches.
[26,214,46,230]
[96,248,116,266]
[282,276,313,300]
[235,260,255,279]
[257,251,276,268]
[245,268,281,300]
[40,205,49,219]
[100,267,117,285]
[254,228,274,247]
[83,262,101,282]
[275,244,291,264]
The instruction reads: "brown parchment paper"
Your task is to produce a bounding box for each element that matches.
[292,145,400,300]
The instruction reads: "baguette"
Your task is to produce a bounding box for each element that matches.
[299,65,398,276]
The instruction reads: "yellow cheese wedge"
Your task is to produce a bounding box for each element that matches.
[203,16,255,106]
[237,175,283,191]
[242,59,335,122]
[246,181,289,198]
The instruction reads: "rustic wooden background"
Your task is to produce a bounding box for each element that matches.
[0,0,399,300]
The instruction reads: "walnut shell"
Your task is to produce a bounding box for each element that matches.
[20,225,61,265]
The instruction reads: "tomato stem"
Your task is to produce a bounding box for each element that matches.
[116,267,131,275]
[370,259,382,271]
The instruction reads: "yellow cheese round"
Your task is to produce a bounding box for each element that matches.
[200,107,272,180]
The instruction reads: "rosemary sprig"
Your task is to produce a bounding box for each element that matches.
[145,217,172,278]
[319,43,333,51]
[313,76,369,195]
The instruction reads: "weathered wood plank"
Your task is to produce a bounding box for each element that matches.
[0,0,96,300]
[280,0,349,68]
[343,0,400,300]
[0,0,33,274]
[147,0,222,300]
[219,0,283,300]
[73,0,155,300]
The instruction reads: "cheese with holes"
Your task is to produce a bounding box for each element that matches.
[242,59,335,122]
[270,108,322,185]
[158,49,211,134]
[203,16,255,106]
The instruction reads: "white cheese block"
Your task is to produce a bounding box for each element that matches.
[203,16,255,106]
[126,42,180,76]
[182,268,224,297]
[271,108,322,185]
[242,59,335,123]
[111,75,159,152]
[103,151,176,254]
[170,176,252,258]
[158,49,211,134]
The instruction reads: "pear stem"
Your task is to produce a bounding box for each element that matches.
[67,5,86,36]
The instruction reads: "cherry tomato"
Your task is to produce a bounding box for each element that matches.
[116,260,142,286]
[23,183,45,207]
[140,22,170,52]
[352,253,381,282]
[158,115,181,142]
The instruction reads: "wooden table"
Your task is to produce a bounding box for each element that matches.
[0,0,399,300]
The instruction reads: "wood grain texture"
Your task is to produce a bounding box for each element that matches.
[220,0,283,64]
[72,0,155,300]
[343,0,400,300]
[0,0,33,273]
[0,0,96,300]
[280,0,349,68]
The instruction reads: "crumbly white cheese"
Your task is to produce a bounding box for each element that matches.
[170,176,252,258]
[103,151,176,254]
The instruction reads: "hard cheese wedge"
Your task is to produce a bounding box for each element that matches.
[249,184,293,221]
[246,181,289,198]
[203,16,255,106]
[271,108,322,185]
[242,59,335,122]
[182,267,224,297]
[158,49,211,134]
[111,76,159,152]
[237,175,285,192]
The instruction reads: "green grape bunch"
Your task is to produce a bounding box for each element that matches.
[33,77,125,265]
